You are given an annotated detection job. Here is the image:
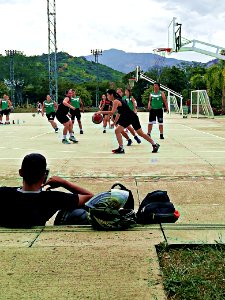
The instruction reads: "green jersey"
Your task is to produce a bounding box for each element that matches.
[150,92,163,109]
[71,96,81,109]
[124,96,134,111]
[1,99,9,110]
[44,100,55,114]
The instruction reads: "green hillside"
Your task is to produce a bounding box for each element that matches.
[0,51,124,84]
[0,52,124,105]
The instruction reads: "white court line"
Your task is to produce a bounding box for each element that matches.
[181,124,225,141]
[197,151,225,153]
[30,131,52,139]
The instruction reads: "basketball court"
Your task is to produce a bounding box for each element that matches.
[0,112,225,225]
[0,112,224,299]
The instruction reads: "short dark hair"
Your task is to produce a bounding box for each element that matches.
[21,153,47,184]
[154,82,160,88]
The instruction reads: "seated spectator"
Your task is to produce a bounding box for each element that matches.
[0,153,93,228]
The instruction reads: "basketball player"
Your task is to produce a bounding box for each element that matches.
[148,82,168,139]
[70,90,84,134]
[116,88,141,146]
[56,90,78,144]
[42,95,59,132]
[98,89,160,154]
[0,94,12,125]
[99,94,111,133]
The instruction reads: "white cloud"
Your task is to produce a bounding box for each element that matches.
[0,0,225,63]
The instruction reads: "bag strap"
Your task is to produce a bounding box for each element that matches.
[111,183,134,210]
[111,183,127,190]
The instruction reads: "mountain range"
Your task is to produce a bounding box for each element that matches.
[84,48,201,73]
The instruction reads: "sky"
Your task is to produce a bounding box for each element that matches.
[1,0,225,64]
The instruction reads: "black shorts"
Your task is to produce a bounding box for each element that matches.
[46,112,56,121]
[0,109,10,116]
[149,108,163,124]
[56,111,70,124]
[118,114,141,131]
[70,108,81,121]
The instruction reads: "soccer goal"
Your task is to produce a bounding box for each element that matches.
[191,90,214,118]
[167,95,180,113]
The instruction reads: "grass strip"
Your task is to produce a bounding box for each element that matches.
[156,243,225,300]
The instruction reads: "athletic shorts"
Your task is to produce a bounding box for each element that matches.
[149,108,163,124]
[70,108,81,121]
[46,112,56,121]
[118,114,141,131]
[56,111,70,124]
[0,109,10,116]
[103,105,110,111]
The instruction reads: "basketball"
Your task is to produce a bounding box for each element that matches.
[92,113,103,124]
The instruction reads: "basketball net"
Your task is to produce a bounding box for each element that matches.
[153,47,172,80]
[128,78,136,89]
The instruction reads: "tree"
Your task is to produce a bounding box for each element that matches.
[205,65,222,110]
[190,74,206,90]
[0,81,9,96]
[219,49,225,114]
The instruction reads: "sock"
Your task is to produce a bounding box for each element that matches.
[69,132,74,137]
[63,135,67,139]
[119,145,124,150]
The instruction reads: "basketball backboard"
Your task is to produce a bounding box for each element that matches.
[135,66,140,82]
[168,17,182,52]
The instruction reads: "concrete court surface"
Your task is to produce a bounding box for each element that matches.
[0,112,225,299]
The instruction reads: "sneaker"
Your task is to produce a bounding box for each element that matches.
[134,136,141,144]
[62,138,70,144]
[112,147,125,154]
[80,129,84,134]
[103,129,106,133]
[69,137,78,143]
[127,139,133,146]
[55,128,59,133]
[160,134,164,139]
[152,143,160,153]
[0,122,3,125]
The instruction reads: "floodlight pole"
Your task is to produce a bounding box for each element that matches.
[5,50,23,106]
[91,49,102,107]
[47,0,58,102]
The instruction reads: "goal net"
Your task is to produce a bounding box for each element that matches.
[167,95,180,113]
[191,90,214,118]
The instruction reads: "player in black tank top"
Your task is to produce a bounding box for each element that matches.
[116,88,141,146]
[99,94,112,133]
[97,89,160,154]
[55,89,78,144]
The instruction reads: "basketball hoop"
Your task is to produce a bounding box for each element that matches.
[153,48,172,81]
[128,78,136,89]
[153,47,172,56]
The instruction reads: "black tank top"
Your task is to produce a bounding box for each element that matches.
[117,99,135,117]
[57,98,71,115]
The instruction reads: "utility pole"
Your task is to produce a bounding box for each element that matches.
[47,0,58,102]
[91,49,102,107]
[5,50,22,106]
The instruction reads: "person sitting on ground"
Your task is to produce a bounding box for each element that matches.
[0,153,94,228]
